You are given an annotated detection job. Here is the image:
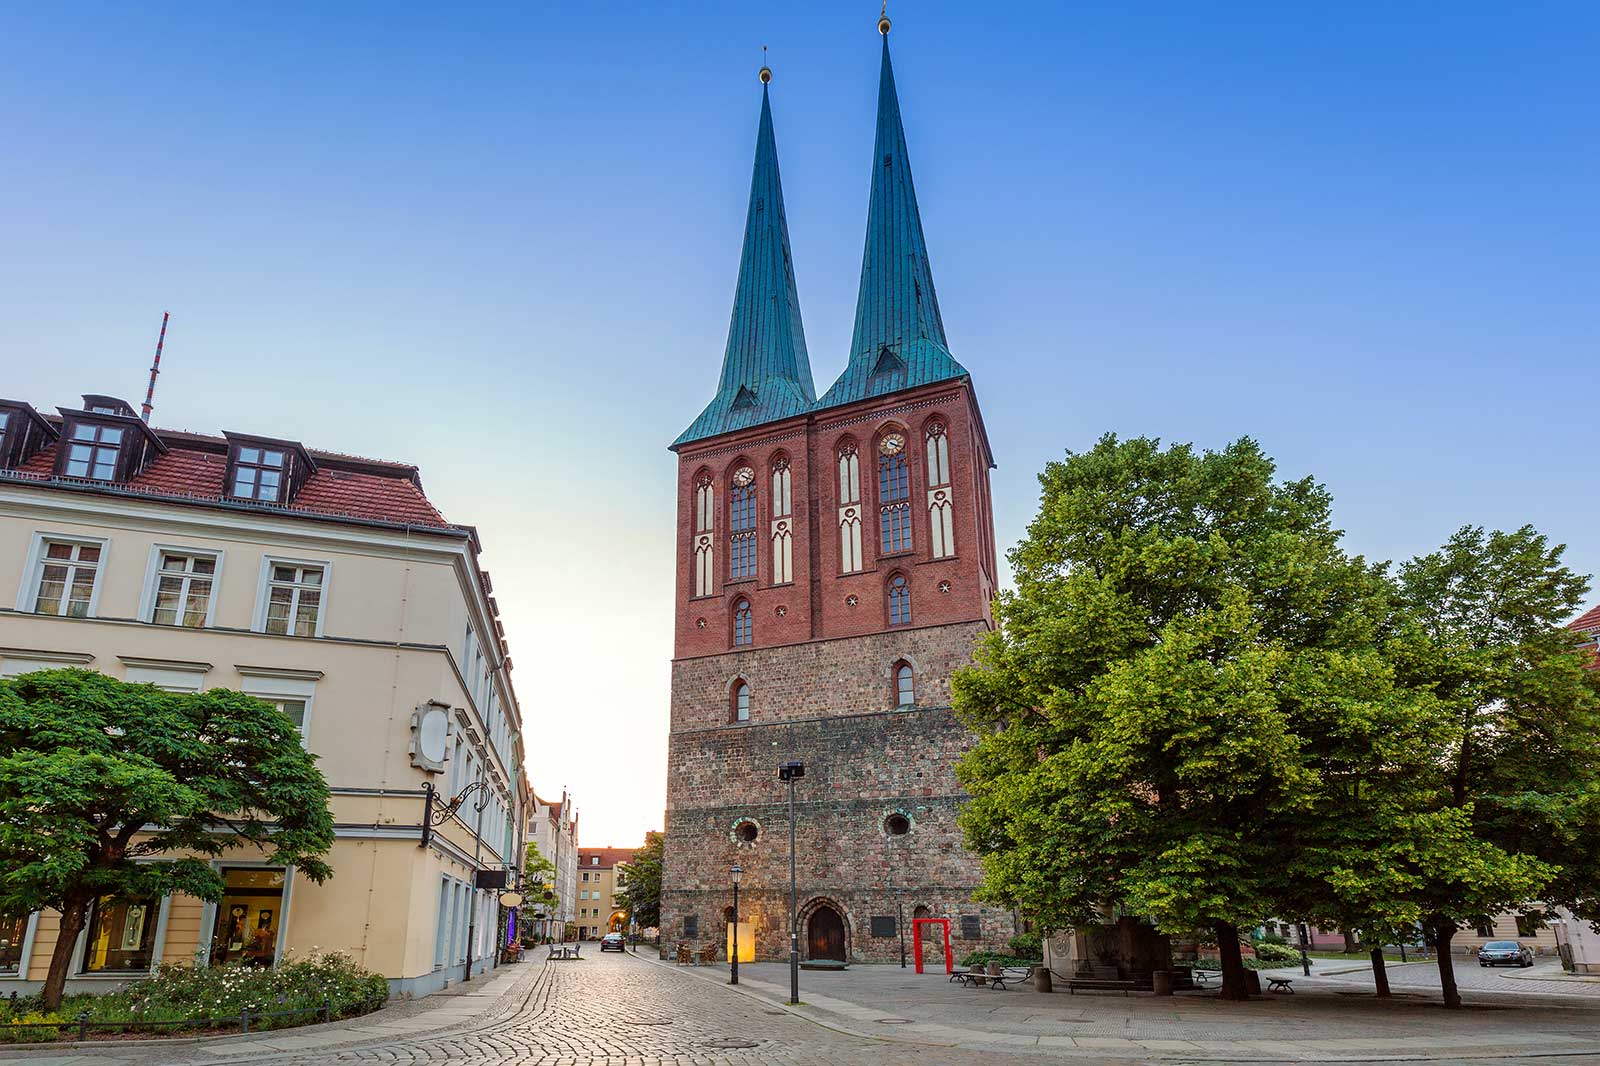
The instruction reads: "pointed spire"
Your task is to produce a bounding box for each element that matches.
[816,23,967,411]
[675,65,816,447]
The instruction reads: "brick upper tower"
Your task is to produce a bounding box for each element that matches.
[662,23,1007,965]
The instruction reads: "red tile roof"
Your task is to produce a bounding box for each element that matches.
[1572,604,1600,636]
[7,421,453,532]
[578,847,637,870]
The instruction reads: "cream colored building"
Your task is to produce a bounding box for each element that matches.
[526,790,578,940]
[575,847,634,940]
[0,393,528,998]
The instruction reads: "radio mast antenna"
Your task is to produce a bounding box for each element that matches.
[141,312,169,423]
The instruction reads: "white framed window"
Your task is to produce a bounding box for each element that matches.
[138,546,222,629]
[17,533,110,618]
[231,446,286,502]
[123,660,207,693]
[63,422,123,480]
[254,557,330,638]
[239,670,318,742]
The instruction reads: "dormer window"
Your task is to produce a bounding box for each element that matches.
[223,432,316,506]
[53,399,165,483]
[232,446,286,501]
[64,423,123,480]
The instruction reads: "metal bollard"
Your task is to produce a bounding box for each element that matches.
[240,1008,250,1034]
[77,1011,90,1041]
[323,998,332,1023]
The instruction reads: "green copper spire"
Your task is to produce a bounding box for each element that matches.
[676,71,815,447]
[815,27,967,411]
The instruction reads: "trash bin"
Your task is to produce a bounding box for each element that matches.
[1152,970,1172,996]
[1034,966,1053,992]
[1244,969,1262,995]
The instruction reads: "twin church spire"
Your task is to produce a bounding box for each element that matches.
[675,20,968,447]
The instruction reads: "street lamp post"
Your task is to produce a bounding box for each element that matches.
[778,760,805,1005]
[730,863,742,985]
[1297,921,1312,977]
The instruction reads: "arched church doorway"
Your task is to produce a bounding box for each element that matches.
[608,911,628,933]
[807,903,846,961]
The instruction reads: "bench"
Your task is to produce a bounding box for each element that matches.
[1067,978,1136,995]
[1267,977,1294,994]
[1190,969,1218,987]
[952,967,1012,990]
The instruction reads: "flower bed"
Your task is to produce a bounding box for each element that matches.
[0,951,389,1043]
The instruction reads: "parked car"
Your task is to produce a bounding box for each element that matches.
[600,933,626,952]
[1478,940,1534,967]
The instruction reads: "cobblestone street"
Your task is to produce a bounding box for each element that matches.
[8,950,1600,1066]
[2,952,1054,1066]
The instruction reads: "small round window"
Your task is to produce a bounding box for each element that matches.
[734,819,760,844]
[884,813,911,836]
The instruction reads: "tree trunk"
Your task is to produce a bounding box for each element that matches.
[1369,947,1390,997]
[1433,920,1461,1009]
[1343,929,1359,953]
[1214,920,1250,1000]
[42,901,89,1011]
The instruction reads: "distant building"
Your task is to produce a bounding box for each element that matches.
[660,17,1010,965]
[526,790,578,940]
[576,847,637,939]
[1572,603,1600,667]
[0,393,526,997]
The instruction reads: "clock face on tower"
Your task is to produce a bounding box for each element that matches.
[879,433,905,456]
[732,466,755,487]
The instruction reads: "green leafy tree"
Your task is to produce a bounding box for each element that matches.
[953,435,1423,1000]
[521,841,559,937]
[617,831,663,932]
[0,670,335,1009]
[1395,525,1600,1008]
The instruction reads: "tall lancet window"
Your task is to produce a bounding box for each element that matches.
[888,574,911,627]
[878,432,912,554]
[925,422,955,559]
[693,473,715,597]
[771,457,793,584]
[729,465,757,581]
[733,598,753,647]
[838,442,863,573]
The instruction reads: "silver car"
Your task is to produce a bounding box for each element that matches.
[1477,940,1534,967]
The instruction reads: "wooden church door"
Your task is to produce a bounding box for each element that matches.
[807,905,846,960]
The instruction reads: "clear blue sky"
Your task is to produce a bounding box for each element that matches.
[4,2,1597,845]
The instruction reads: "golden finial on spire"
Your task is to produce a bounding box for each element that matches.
[759,44,771,84]
[878,0,891,35]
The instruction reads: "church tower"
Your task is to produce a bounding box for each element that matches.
[662,19,1006,964]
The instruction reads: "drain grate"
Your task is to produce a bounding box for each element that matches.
[703,1038,762,1049]
[623,1018,673,1025]
[875,1017,914,1024]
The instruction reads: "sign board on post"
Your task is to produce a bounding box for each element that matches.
[475,868,509,890]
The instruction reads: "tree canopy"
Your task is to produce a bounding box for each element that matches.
[0,669,335,1008]
[957,435,1550,1001]
[617,831,663,932]
[1393,525,1600,1006]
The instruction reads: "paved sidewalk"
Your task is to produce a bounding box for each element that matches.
[660,954,1600,1061]
[0,960,537,1065]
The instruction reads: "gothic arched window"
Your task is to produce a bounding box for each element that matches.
[733,598,753,647]
[895,662,915,706]
[771,457,793,584]
[925,423,955,559]
[838,442,863,573]
[888,574,911,627]
[732,680,750,722]
[729,466,757,581]
[693,473,715,596]
[879,433,912,554]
